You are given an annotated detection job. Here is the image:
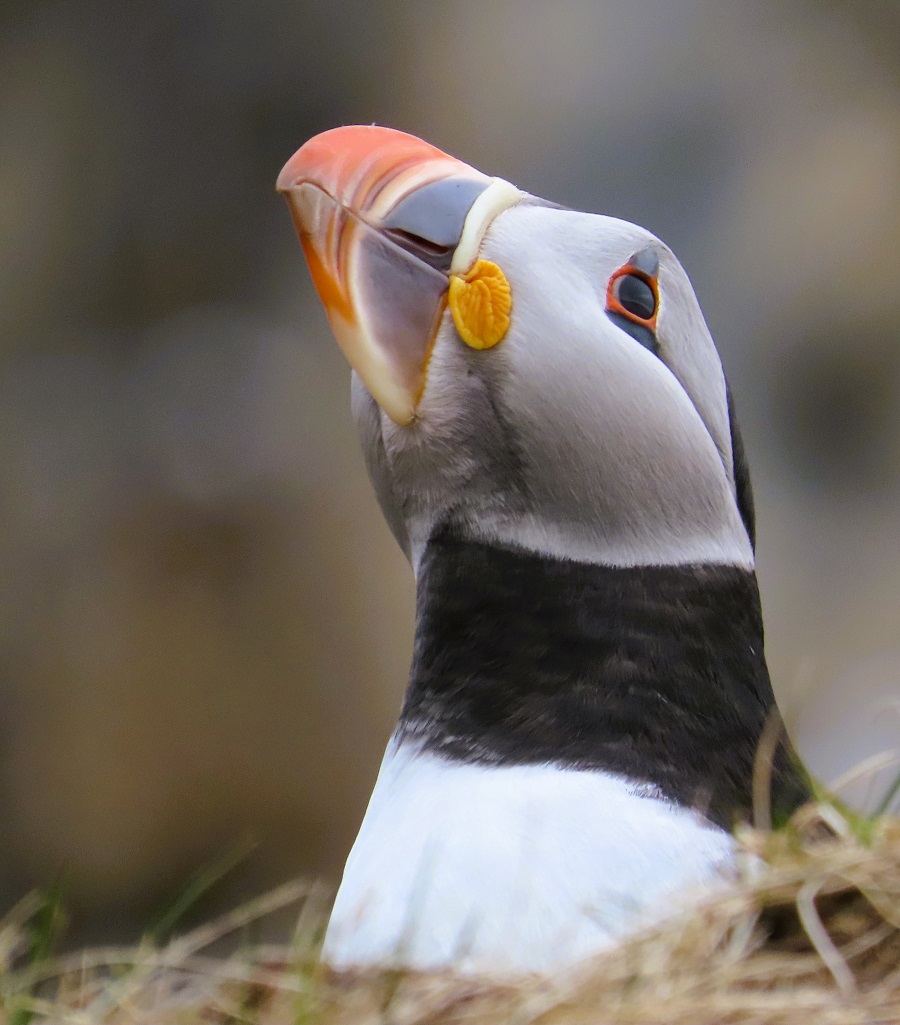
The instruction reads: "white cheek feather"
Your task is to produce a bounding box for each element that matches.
[369,206,755,576]
[323,740,734,975]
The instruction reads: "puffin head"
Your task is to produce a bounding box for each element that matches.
[278,126,755,572]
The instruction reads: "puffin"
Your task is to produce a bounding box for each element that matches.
[277,126,808,975]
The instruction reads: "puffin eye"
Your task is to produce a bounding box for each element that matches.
[605,257,660,354]
[611,273,656,322]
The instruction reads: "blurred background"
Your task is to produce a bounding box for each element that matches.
[1,0,897,943]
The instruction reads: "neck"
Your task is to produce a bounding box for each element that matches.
[398,523,807,829]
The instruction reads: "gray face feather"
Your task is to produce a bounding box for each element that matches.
[353,202,754,572]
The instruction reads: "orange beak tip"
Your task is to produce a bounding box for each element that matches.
[278,125,513,426]
[276,162,300,194]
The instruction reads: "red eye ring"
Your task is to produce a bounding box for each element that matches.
[606,266,660,330]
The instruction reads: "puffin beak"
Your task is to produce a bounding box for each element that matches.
[277,126,520,424]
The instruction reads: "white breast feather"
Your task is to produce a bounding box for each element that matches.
[323,739,734,975]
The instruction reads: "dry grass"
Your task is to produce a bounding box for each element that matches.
[1,803,897,1025]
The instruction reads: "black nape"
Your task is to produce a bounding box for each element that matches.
[726,382,756,549]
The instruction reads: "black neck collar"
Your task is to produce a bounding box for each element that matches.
[397,524,807,829]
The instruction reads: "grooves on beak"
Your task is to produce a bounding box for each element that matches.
[278,125,521,424]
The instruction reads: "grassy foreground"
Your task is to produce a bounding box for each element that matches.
[0,802,897,1025]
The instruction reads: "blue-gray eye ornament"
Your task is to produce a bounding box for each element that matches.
[606,248,660,353]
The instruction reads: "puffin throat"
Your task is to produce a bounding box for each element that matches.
[397,523,809,830]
